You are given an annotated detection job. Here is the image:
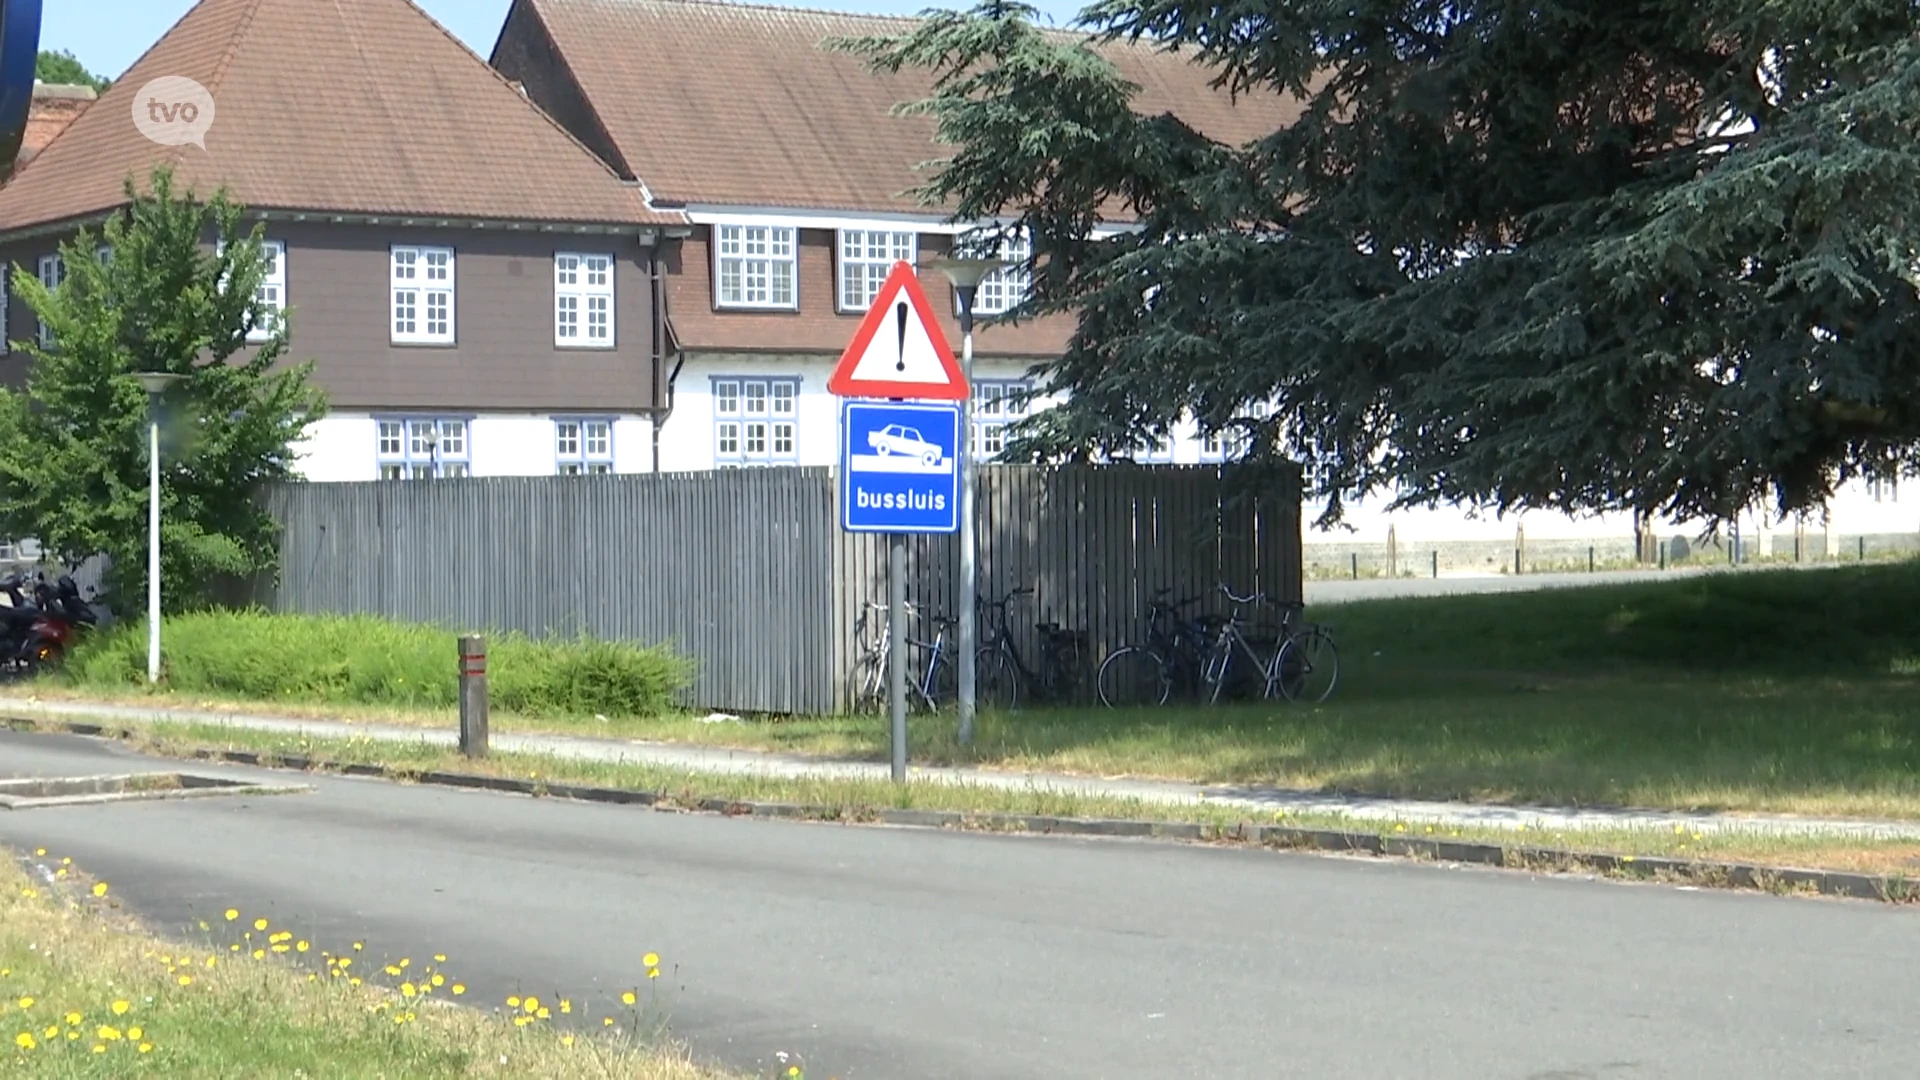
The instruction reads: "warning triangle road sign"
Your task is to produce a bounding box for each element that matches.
[827,260,969,401]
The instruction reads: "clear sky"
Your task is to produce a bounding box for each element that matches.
[49,0,1086,81]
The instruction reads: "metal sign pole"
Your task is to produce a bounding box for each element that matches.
[887,531,908,782]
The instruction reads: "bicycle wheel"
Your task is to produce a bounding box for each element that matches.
[1097,647,1170,708]
[845,652,885,714]
[917,648,958,712]
[1275,629,1340,703]
[976,646,1020,712]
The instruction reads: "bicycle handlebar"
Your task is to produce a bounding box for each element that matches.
[1217,583,1267,607]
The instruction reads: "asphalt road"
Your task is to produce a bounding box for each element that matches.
[2,731,1916,1079]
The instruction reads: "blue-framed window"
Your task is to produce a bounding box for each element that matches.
[969,379,1030,461]
[711,376,799,467]
[375,417,470,480]
[555,417,615,475]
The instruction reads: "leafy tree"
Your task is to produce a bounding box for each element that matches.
[833,0,1920,528]
[0,166,327,612]
[35,49,110,92]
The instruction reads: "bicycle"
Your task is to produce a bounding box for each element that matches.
[1198,584,1286,704]
[846,600,958,714]
[973,586,1091,710]
[1097,587,1215,707]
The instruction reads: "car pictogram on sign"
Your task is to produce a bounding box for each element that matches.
[868,424,944,467]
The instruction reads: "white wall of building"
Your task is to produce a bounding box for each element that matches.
[288,371,1915,549]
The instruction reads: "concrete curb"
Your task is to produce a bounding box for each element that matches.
[13,717,1918,904]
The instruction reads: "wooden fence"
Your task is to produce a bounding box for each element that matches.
[245,465,1300,715]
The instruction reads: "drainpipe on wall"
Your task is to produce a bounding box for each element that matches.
[649,229,690,474]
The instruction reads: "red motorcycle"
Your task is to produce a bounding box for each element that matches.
[0,573,95,678]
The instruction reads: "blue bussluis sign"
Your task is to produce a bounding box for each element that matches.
[840,399,961,534]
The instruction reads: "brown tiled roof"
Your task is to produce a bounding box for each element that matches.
[519,0,1305,215]
[0,0,683,234]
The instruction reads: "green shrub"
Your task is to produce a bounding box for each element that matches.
[63,610,693,719]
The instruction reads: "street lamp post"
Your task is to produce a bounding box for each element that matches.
[925,254,1005,747]
[133,371,183,684]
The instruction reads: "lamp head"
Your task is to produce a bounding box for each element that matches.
[133,372,185,396]
[925,254,1006,290]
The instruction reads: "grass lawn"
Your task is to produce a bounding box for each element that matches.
[98,721,1920,880]
[0,858,726,1077]
[26,560,1920,820]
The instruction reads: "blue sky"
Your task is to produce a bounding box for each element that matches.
[51,0,1087,81]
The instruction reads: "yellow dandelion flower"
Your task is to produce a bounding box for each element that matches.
[522,997,540,1014]
[430,974,445,988]
[507,996,521,1008]
[398,958,410,969]
[562,1034,576,1048]
[603,1017,615,1027]
[16,997,33,1009]
[230,944,240,952]
[648,967,660,980]
[391,1014,407,1026]
[41,1025,56,1040]
[199,920,209,932]
[96,1025,121,1041]
[349,978,363,987]
[139,1043,153,1054]
[512,1015,532,1028]
[92,882,109,897]
[558,999,571,1014]
[451,984,466,996]
[537,1007,551,1020]
[253,918,269,931]
[63,1013,80,1026]
[433,954,447,963]
[338,958,352,968]
[296,941,310,953]
[352,942,364,951]
[127,1027,143,1041]
[621,991,636,1006]
[13,1032,34,1050]
[401,984,417,998]
[177,975,193,987]
[65,1031,78,1041]
[92,1044,106,1054]
[384,965,402,977]
[272,945,290,954]
[205,957,217,968]
[33,848,44,856]
[224,909,239,921]
[308,974,318,983]
[252,950,265,960]
[788,1068,801,1078]
[19,888,35,899]
[642,952,660,968]
[60,857,69,865]
[110,1002,129,1016]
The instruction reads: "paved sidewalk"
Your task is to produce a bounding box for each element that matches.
[6,696,1919,840]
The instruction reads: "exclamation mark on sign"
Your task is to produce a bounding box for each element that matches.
[895,301,909,372]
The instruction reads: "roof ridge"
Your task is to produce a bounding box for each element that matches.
[580,0,1072,29]
[400,0,667,209]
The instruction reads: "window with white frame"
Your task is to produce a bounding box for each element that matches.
[838,229,915,312]
[955,230,1033,316]
[555,418,614,474]
[555,253,615,347]
[375,418,470,479]
[249,241,286,342]
[1133,431,1176,463]
[969,379,1030,460]
[1199,402,1271,463]
[712,376,799,466]
[714,225,796,308]
[35,255,62,347]
[391,246,455,344]
[1870,476,1899,503]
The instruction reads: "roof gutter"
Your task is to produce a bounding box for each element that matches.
[0,207,678,245]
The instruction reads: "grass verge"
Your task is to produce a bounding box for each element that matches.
[36,561,1920,821]
[0,857,727,1077]
[67,719,1920,884]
